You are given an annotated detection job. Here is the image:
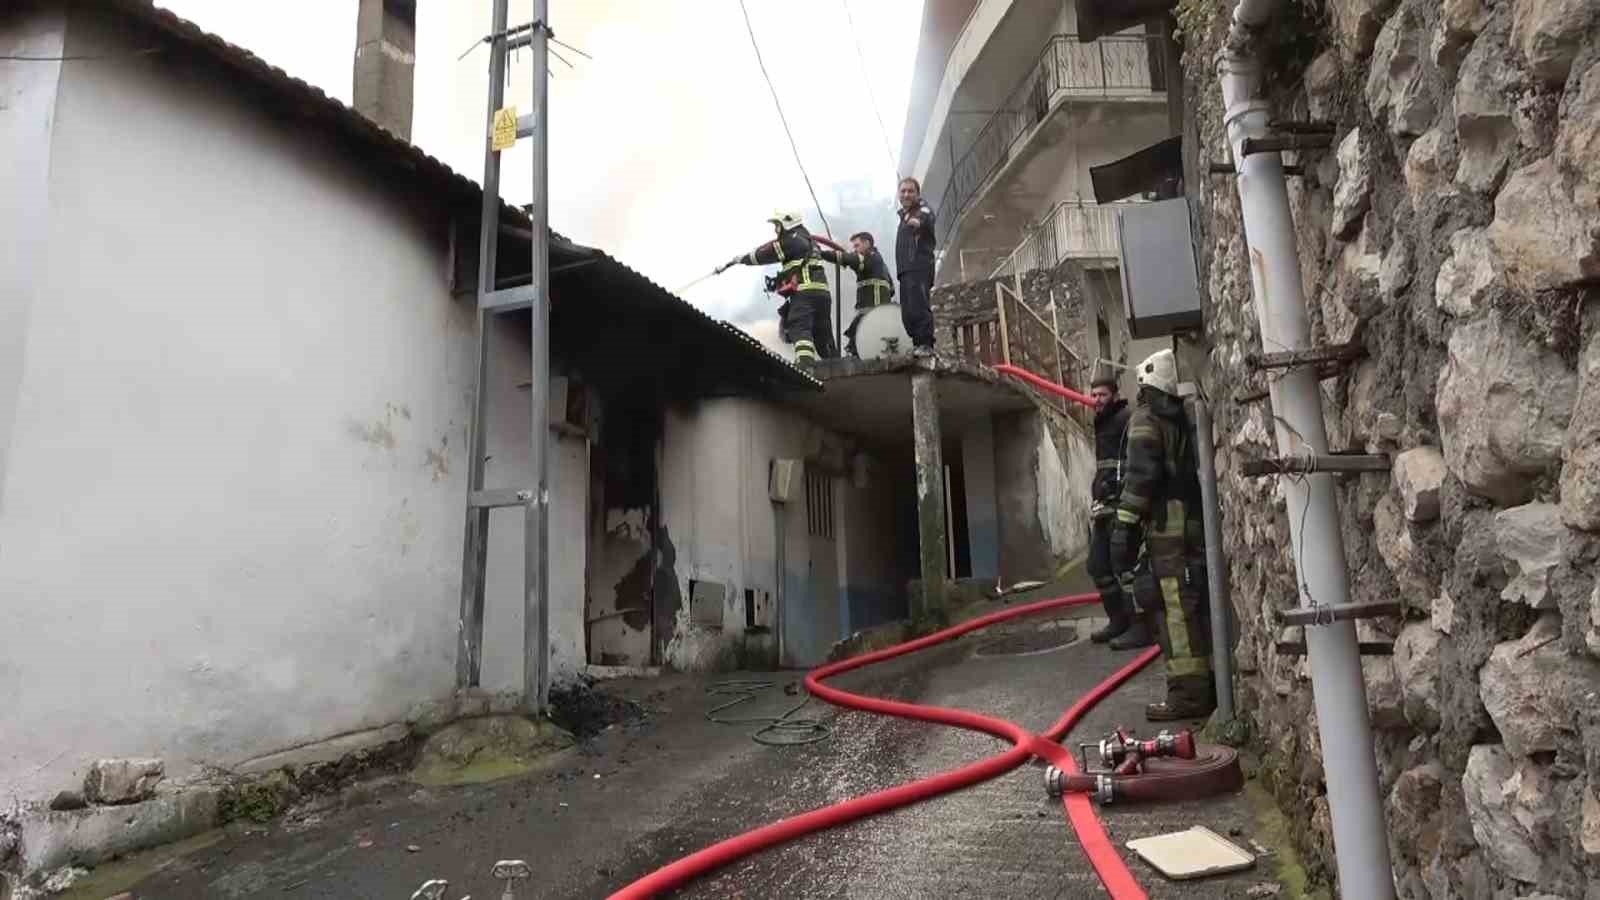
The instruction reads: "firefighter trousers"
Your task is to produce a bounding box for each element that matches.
[1087,514,1130,625]
[1132,499,1213,706]
[782,290,837,360]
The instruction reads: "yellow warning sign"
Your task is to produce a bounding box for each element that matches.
[491,105,518,152]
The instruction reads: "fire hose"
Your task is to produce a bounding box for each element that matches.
[608,592,1244,899]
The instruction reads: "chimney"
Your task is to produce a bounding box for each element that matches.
[353,0,416,140]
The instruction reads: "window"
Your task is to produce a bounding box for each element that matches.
[805,471,834,540]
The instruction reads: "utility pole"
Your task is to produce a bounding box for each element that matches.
[457,0,552,716]
[525,0,552,715]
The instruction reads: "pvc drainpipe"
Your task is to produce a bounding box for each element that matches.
[1188,392,1234,721]
[1218,6,1395,897]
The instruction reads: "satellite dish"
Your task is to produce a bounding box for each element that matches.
[854,304,912,361]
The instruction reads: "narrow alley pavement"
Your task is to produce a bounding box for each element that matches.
[86,587,1288,900]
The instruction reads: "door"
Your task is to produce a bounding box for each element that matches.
[786,466,841,667]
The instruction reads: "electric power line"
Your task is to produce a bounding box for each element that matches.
[737,0,832,239]
[838,0,900,179]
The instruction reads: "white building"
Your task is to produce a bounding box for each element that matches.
[900,0,1181,390]
[0,0,1092,837]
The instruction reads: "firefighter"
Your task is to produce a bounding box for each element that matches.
[721,211,838,363]
[1085,372,1146,648]
[895,178,937,356]
[1110,348,1215,721]
[815,231,895,357]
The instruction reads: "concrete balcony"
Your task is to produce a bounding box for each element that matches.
[927,34,1168,285]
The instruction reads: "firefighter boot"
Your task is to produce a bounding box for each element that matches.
[1146,675,1217,722]
[1109,612,1155,651]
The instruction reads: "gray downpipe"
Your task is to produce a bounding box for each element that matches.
[1190,394,1234,720]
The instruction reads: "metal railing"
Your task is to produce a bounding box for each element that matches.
[935,33,1164,246]
[989,201,1125,283]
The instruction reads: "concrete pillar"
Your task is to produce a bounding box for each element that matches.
[961,417,1000,583]
[353,0,416,140]
[911,369,947,616]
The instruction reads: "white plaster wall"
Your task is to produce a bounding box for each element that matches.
[0,7,65,513]
[1037,416,1095,563]
[658,397,862,669]
[0,11,478,804]
[476,365,589,692]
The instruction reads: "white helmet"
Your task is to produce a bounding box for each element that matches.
[1135,348,1179,396]
[768,210,805,232]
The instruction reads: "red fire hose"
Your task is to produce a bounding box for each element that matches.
[995,363,1098,407]
[608,593,1160,900]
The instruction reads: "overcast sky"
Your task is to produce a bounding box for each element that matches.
[152,0,924,347]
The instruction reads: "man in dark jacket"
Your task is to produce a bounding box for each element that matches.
[722,211,837,363]
[816,231,894,357]
[1110,348,1215,721]
[1085,373,1142,647]
[895,178,937,356]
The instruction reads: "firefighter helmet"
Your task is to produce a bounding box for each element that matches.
[1135,348,1179,396]
[767,210,805,232]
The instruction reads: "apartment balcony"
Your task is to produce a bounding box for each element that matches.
[926,32,1169,285]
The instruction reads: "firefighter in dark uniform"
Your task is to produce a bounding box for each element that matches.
[721,211,837,363]
[895,178,937,356]
[1086,372,1142,647]
[1110,348,1215,721]
[816,231,894,357]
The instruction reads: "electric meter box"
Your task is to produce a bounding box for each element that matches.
[1114,198,1205,339]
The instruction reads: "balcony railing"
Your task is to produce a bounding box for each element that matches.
[989,201,1126,281]
[934,33,1165,247]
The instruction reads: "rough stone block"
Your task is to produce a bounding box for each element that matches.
[1512,0,1598,83]
[1494,503,1568,609]
[1375,492,1440,599]
[1333,0,1399,60]
[1388,763,1445,863]
[1332,129,1373,239]
[1557,60,1600,181]
[1453,36,1520,194]
[1394,622,1443,731]
[1433,589,1457,635]
[1463,744,1548,883]
[16,788,219,876]
[1437,315,1577,506]
[1480,613,1600,757]
[1434,227,1501,318]
[1394,447,1446,522]
[1366,10,1435,138]
[83,759,164,806]
[1404,126,1454,206]
[1489,156,1600,293]
[1563,324,1600,532]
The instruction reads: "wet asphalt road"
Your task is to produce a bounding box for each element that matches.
[103,604,1283,900]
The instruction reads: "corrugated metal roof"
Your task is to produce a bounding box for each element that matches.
[99,0,820,392]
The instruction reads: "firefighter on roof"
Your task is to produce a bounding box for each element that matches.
[720,211,837,363]
[1110,348,1216,721]
[815,230,894,357]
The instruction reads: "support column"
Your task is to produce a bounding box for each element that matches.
[961,416,1000,583]
[911,368,947,617]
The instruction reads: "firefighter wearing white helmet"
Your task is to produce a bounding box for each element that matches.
[721,210,837,363]
[1110,347,1215,721]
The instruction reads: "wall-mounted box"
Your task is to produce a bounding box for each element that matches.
[1115,198,1204,339]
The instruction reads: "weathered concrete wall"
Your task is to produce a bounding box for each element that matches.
[838,450,906,633]
[992,406,1093,580]
[658,398,896,669]
[1181,0,1600,895]
[0,8,484,806]
[0,4,65,516]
